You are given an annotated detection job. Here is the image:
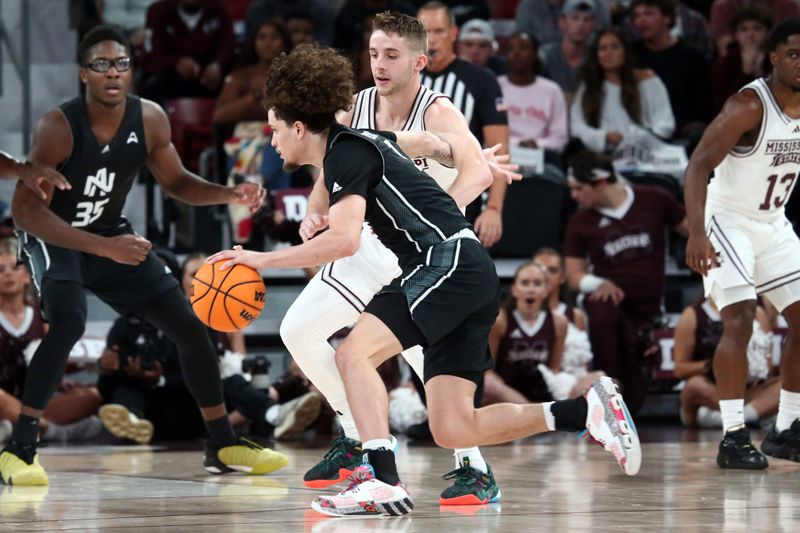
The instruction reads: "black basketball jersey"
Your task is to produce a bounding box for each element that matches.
[50,95,147,233]
[323,123,470,268]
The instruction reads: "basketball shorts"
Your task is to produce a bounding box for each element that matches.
[16,220,179,318]
[704,211,800,312]
[314,224,403,313]
[366,229,500,383]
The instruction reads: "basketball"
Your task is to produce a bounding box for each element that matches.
[190,262,266,332]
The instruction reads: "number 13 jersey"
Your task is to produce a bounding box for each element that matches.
[708,77,800,222]
[50,95,147,232]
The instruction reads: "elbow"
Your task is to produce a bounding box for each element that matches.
[478,166,493,189]
[337,232,361,258]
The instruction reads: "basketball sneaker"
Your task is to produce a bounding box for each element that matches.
[583,376,642,475]
[717,425,768,469]
[99,404,154,445]
[303,435,398,488]
[0,442,48,486]
[439,457,501,505]
[204,436,288,475]
[311,465,413,517]
[761,419,800,462]
[274,392,323,441]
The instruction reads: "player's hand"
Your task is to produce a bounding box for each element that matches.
[20,163,71,199]
[588,280,625,305]
[299,213,329,242]
[474,207,502,247]
[125,356,162,384]
[206,245,266,271]
[200,62,223,90]
[176,57,201,79]
[230,181,266,213]
[99,345,121,373]
[685,232,718,276]
[483,144,522,184]
[104,234,152,265]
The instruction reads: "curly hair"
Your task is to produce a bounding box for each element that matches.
[372,11,428,54]
[263,43,354,133]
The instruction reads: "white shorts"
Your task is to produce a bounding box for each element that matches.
[316,224,402,312]
[704,212,800,311]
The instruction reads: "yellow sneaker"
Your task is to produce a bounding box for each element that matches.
[204,437,288,475]
[0,444,48,486]
[99,404,154,444]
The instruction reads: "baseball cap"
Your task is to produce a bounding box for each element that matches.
[459,19,495,42]
[561,0,597,16]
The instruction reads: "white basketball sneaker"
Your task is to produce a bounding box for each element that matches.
[311,465,413,517]
[583,376,642,475]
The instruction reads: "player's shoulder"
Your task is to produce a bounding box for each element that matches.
[140,97,169,125]
[721,87,764,121]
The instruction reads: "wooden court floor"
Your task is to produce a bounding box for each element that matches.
[1,428,799,532]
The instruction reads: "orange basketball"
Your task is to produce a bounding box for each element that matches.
[191,262,266,332]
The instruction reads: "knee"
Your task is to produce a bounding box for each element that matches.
[428,412,470,449]
[279,309,305,351]
[48,308,86,342]
[681,376,712,404]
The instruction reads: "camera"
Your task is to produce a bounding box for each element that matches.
[118,320,162,372]
[242,354,271,390]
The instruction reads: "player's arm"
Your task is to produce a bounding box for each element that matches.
[0,151,70,197]
[474,123,509,246]
[684,91,763,275]
[142,99,264,211]
[672,306,705,379]
[550,313,567,373]
[564,256,624,305]
[423,100,492,210]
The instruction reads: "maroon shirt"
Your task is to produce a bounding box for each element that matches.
[496,310,556,402]
[0,307,45,397]
[563,185,685,319]
[691,300,722,363]
[142,0,235,76]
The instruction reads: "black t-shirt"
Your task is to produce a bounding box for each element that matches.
[631,39,711,129]
[323,124,469,268]
[421,58,507,145]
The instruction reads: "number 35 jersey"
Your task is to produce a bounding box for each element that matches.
[49,95,147,233]
[708,77,800,222]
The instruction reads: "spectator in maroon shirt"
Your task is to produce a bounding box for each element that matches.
[563,147,688,412]
[710,4,772,114]
[709,0,798,58]
[140,0,235,103]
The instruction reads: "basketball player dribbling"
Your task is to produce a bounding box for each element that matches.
[279,11,507,505]
[0,26,287,487]
[684,17,800,469]
[209,42,641,517]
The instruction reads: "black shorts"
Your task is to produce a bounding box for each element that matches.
[365,235,500,384]
[16,222,179,319]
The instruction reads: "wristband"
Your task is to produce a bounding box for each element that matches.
[579,274,604,294]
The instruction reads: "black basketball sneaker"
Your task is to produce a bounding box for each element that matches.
[762,419,800,462]
[717,425,768,469]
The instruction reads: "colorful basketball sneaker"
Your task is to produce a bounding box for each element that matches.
[439,457,501,505]
[303,435,397,489]
[204,436,288,475]
[583,376,642,475]
[0,442,48,486]
[311,465,413,517]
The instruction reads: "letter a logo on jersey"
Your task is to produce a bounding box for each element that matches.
[127,132,139,144]
[84,167,116,197]
[332,182,343,193]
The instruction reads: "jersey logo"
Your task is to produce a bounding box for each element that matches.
[598,217,611,228]
[332,182,343,193]
[794,125,800,133]
[127,132,139,144]
[84,167,116,197]
[101,145,110,154]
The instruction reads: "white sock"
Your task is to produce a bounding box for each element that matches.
[719,399,745,434]
[363,438,392,450]
[743,404,759,425]
[265,405,280,425]
[329,396,360,441]
[542,402,556,431]
[454,447,487,473]
[776,389,800,432]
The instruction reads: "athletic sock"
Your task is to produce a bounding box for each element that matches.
[11,414,40,446]
[265,405,280,425]
[329,396,361,441]
[776,389,800,432]
[743,404,759,425]
[363,439,399,485]
[204,414,238,447]
[550,397,588,432]
[719,399,745,434]
[454,447,487,474]
[542,402,556,431]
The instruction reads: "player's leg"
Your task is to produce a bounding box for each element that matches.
[1,279,86,486]
[138,286,287,475]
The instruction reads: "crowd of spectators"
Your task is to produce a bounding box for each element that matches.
[4,0,790,444]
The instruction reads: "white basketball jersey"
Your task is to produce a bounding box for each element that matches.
[707,78,800,222]
[350,85,459,192]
